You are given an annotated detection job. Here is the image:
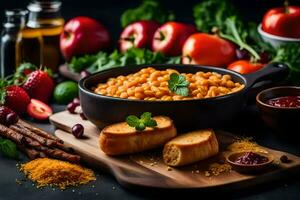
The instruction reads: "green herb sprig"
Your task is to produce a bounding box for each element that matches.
[0,137,19,159]
[126,112,157,131]
[220,17,261,61]
[68,48,181,73]
[193,0,238,33]
[272,43,300,85]
[168,73,190,96]
[121,0,175,28]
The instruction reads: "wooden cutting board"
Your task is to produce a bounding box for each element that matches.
[59,64,81,82]
[50,111,300,189]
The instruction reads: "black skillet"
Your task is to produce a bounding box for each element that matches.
[79,63,288,130]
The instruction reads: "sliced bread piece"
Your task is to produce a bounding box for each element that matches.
[99,116,177,155]
[163,129,219,166]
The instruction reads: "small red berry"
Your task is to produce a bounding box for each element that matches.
[0,106,18,125]
[72,124,84,138]
[67,102,79,114]
[79,112,87,120]
[6,112,19,125]
[72,97,80,105]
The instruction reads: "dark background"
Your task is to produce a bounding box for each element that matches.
[1,1,300,200]
[1,0,300,44]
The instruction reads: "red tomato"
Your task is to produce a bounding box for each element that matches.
[262,6,300,38]
[182,33,236,67]
[227,60,264,74]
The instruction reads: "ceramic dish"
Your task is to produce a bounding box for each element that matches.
[226,151,274,174]
[256,86,300,135]
[258,24,300,48]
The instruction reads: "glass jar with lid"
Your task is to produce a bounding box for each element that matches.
[26,0,64,72]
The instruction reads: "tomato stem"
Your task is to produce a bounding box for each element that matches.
[284,0,290,14]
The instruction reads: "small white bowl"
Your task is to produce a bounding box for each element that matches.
[258,24,300,48]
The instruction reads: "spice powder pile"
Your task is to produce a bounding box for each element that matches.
[227,138,268,153]
[204,163,232,177]
[20,158,96,189]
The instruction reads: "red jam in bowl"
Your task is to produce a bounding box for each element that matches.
[267,96,300,108]
[235,152,269,165]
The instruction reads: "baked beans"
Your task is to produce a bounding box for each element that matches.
[93,67,245,101]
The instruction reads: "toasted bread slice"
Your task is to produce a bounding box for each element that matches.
[163,129,219,166]
[99,116,177,155]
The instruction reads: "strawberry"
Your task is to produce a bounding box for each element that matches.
[22,70,54,103]
[1,85,31,115]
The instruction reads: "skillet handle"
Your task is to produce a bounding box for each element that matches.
[244,62,289,88]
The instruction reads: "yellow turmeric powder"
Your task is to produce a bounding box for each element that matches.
[227,137,268,153]
[20,158,96,189]
[204,163,232,177]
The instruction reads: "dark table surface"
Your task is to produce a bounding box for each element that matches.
[0,104,299,200]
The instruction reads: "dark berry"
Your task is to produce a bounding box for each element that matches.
[72,124,84,138]
[80,70,90,78]
[0,106,11,124]
[79,112,87,120]
[236,49,250,60]
[73,97,80,105]
[6,112,19,125]
[67,102,79,114]
[280,155,290,163]
[0,106,18,125]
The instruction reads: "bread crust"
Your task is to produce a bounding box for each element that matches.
[163,129,219,166]
[99,116,177,155]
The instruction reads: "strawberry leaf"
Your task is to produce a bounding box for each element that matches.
[0,89,6,105]
[16,63,37,74]
[11,63,37,85]
[44,68,54,77]
[0,80,8,105]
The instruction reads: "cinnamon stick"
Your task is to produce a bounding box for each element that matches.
[21,133,80,163]
[10,124,54,146]
[3,120,81,162]
[17,145,40,159]
[18,120,63,143]
[23,136,44,150]
[11,124,69,151]
[43,147,80,163]
[0,124,25,145]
